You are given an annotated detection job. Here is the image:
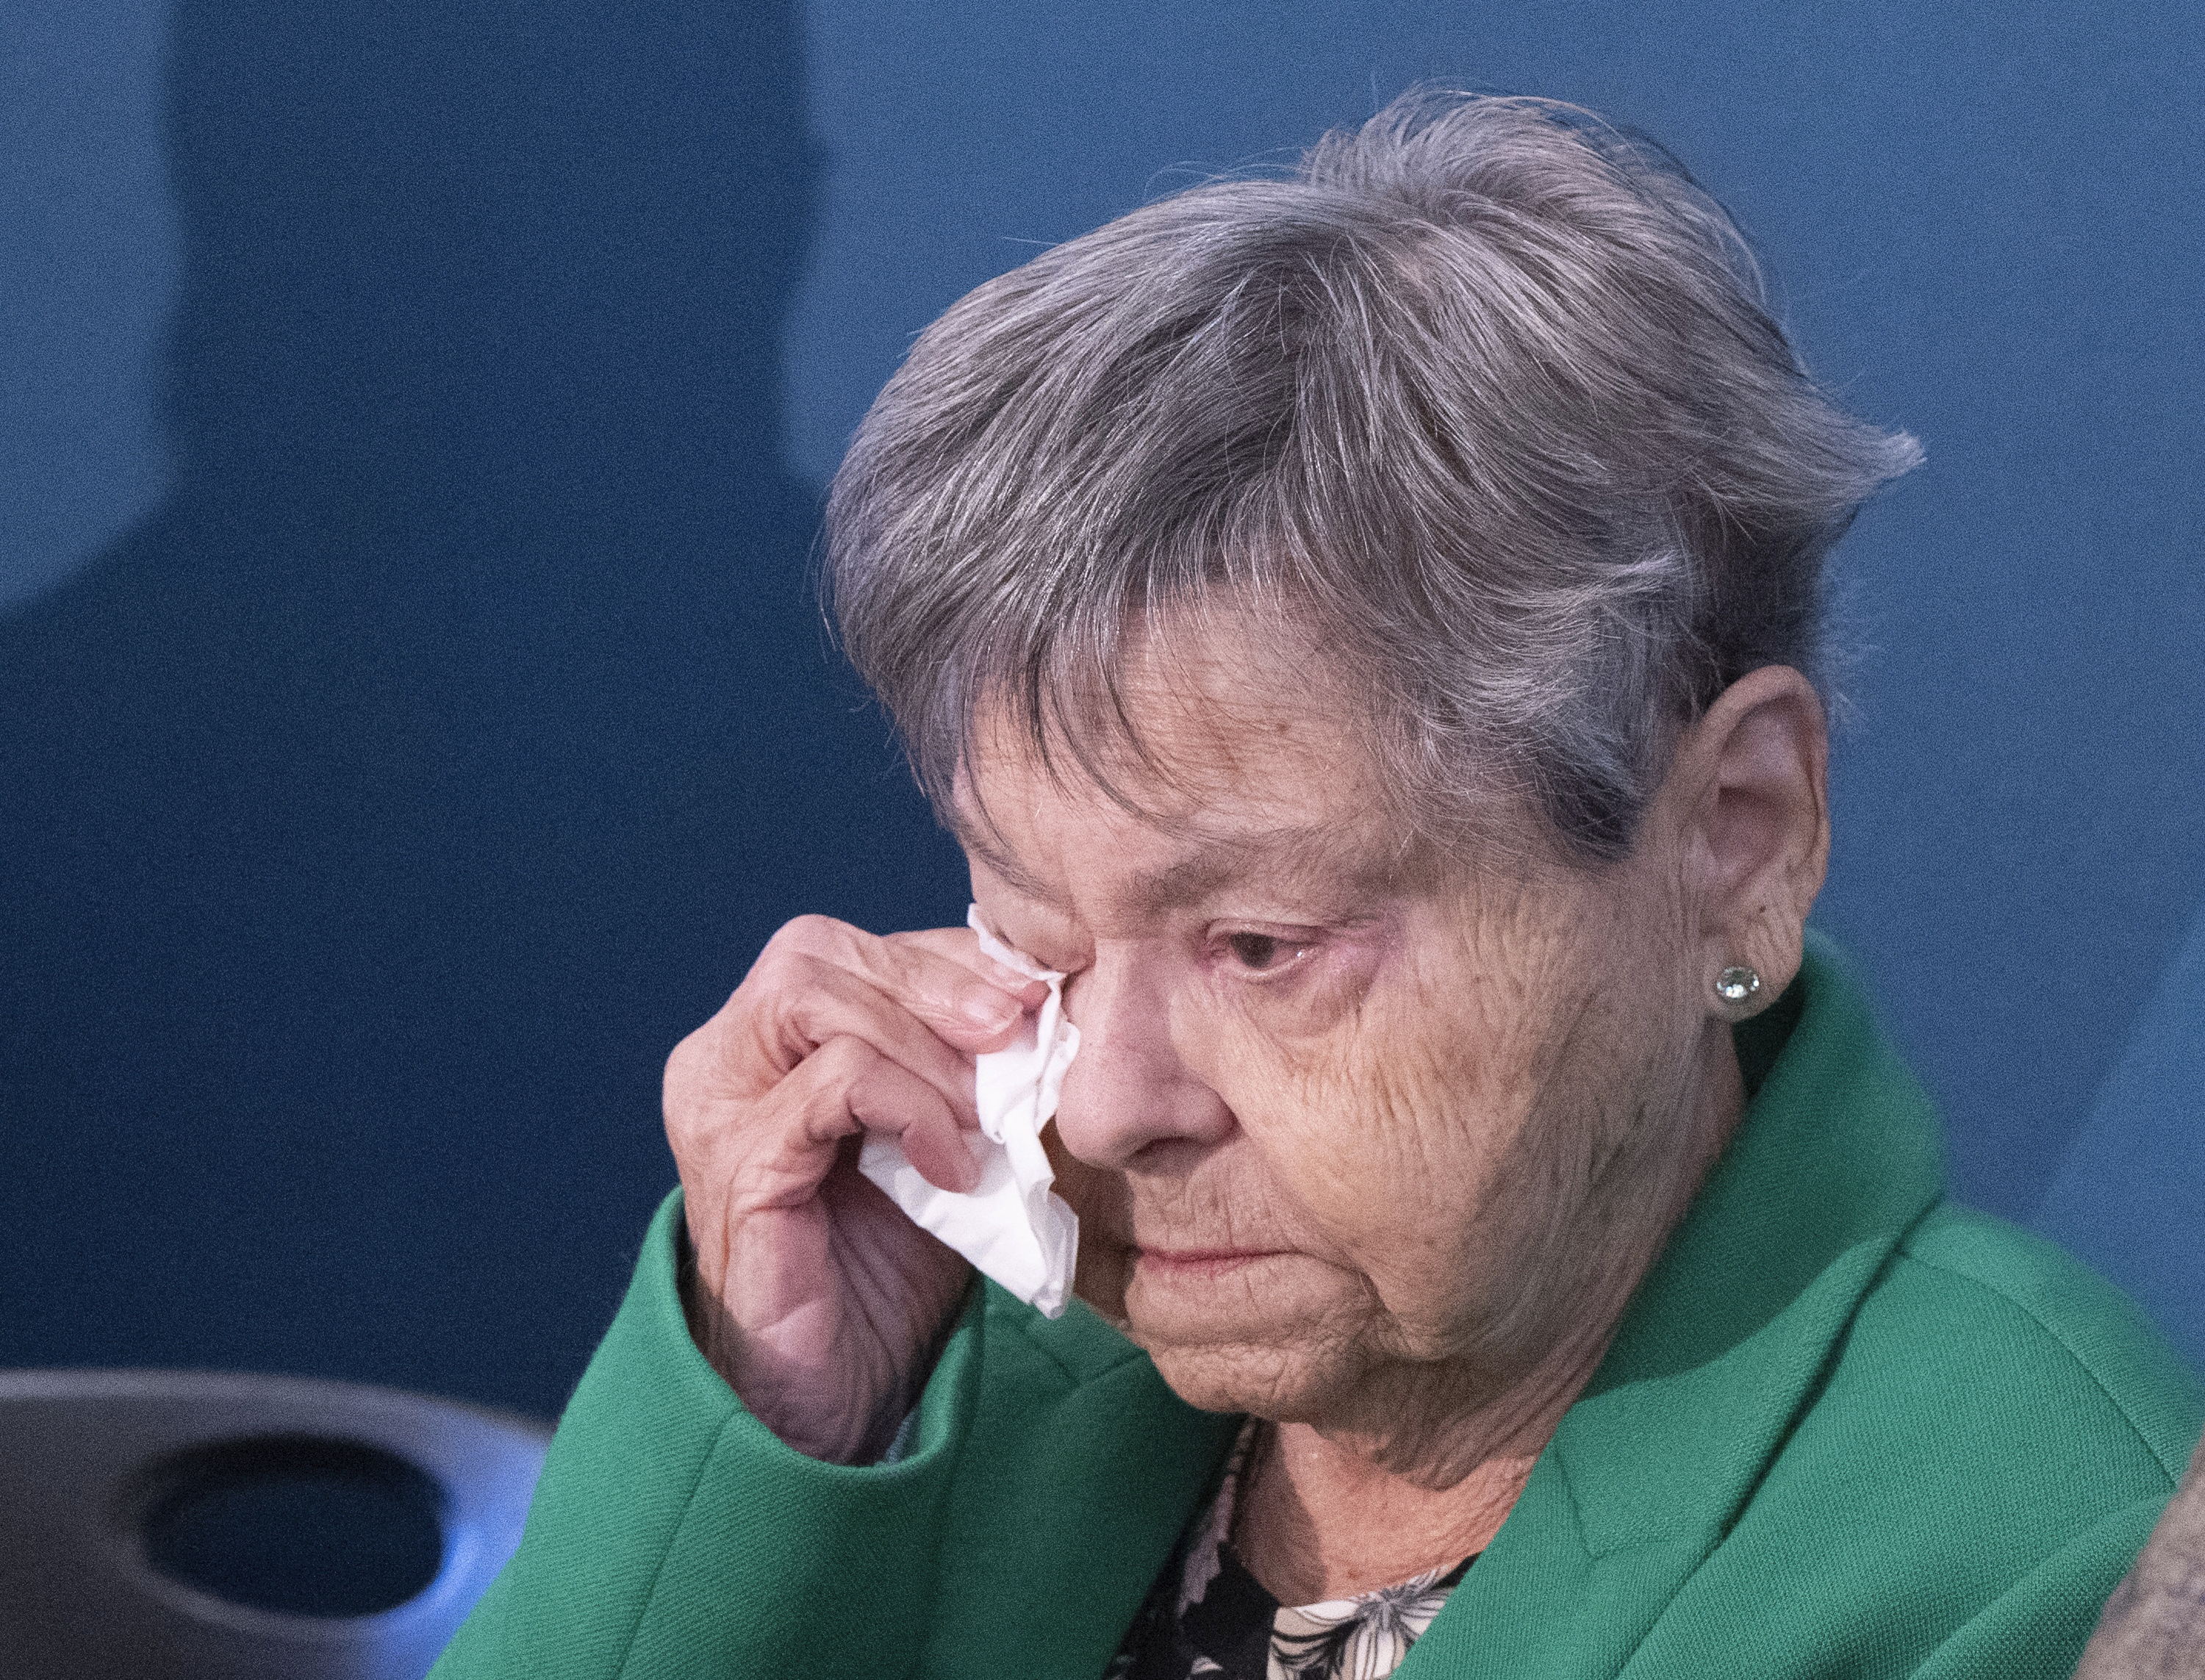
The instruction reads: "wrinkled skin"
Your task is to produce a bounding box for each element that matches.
[666,624,1829,1595]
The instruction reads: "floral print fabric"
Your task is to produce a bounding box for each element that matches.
[1107,1422,1474,1680]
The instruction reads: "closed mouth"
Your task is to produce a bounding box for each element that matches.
[1133,1246,1291,1277]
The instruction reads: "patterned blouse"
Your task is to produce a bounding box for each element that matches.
[1107,1423,1476,1680]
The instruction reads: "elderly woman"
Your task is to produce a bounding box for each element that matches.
[435,95,2200,1679]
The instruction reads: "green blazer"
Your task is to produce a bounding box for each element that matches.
[434,937,2203,1678]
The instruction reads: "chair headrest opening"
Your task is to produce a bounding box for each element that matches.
[133,1435,447,1619]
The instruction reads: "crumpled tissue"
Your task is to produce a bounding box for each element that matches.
[858,905,1081,1317]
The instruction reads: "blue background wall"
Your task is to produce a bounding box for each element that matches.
[4,0,2199,1417]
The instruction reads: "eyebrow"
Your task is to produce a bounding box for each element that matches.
[953,826,1075,910]
[954,817,1402,916]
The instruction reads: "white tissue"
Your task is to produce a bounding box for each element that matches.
[857,905,1081,1317]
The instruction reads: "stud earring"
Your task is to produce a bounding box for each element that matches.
[1715,965,1762,1005]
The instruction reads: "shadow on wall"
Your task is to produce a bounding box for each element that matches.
[2035,901,2205,1374]
[0,0,966,1418]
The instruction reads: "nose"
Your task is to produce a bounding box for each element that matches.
[1052,945,1235,1169]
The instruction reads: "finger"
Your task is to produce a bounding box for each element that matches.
[826,922,1039,1044]
[766,915,1040,1051]
[889,925,1053,1006]
[843,1044,983,1194]
[740,956,985,1127]
[757,1035,979,1197]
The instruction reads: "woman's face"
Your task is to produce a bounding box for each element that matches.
[961,630,1738,1460]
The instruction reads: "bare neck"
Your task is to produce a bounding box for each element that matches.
[1235,1025,1747,1605]
[1232,1419,1536,1603]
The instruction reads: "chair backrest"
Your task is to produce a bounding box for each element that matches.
[0,1368,551,1680]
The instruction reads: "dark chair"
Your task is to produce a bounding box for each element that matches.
[0,1368,551,1679]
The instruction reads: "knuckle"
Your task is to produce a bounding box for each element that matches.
[770,913,851,955]
[751,923,874,1013]
[662,1022,717,1094]
[806,1032,870,1080]
[745,938,805,990]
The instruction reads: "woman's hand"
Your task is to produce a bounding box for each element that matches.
[664,914,1045,1464]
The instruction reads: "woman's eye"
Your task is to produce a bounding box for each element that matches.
[1225,932,1299,972]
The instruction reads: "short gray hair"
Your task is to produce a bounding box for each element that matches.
[826,90,1921,863]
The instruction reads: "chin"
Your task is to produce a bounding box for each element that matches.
[1121,1271,1369,1420]
[1140,1334,1354,1421]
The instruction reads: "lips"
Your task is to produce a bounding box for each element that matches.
[1133,1246,1293,1279]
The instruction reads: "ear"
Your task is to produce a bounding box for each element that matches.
[1665,665,1830,1016]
